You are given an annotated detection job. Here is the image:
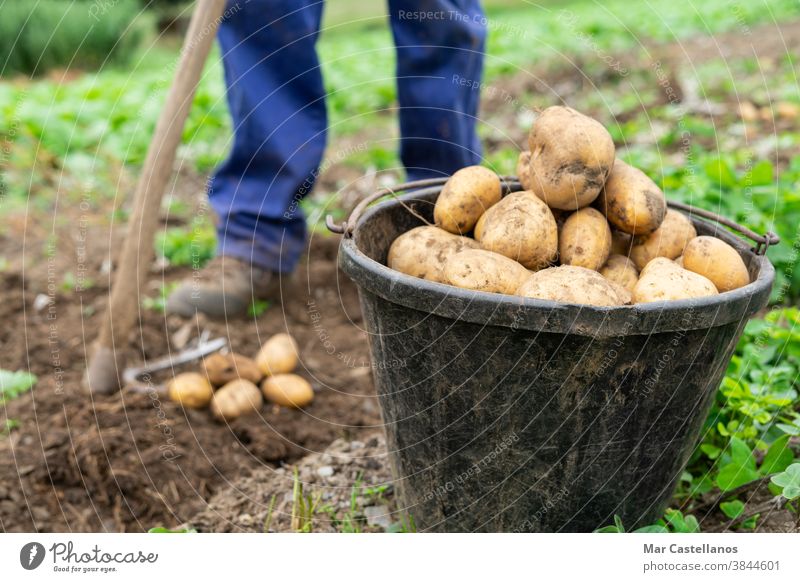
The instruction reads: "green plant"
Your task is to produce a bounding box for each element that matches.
[0,370,37,404]
[291,469,322,533]
[595,509,700,533]
[0,1,147,77]
[142,282,178,313]
[155,218,216,267]
[262,494,278,533]
[771,463,800,529]
[248,300,271,318]
[147,526,197,533]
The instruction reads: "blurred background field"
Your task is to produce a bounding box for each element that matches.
[1,0,800,532]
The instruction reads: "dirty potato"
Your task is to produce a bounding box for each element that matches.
[210,379,263,421]
[633,258,718,303]
[202,352,262,386]
[527,106,615,210]
[559,207,612,270]
[262,374,314,408]
[255,333,299,377]
[682,236,750,292]
[388,225,480,283]
[629,210,697,270]
[167,372,214,409]
[595,160,667,235]
[434,166,502,234]
[517,265,628,306]
[444,249,531,295]
[516,151,532,190]
[610,229,633,256]
[478,191,558,270]
[600,254,639,292]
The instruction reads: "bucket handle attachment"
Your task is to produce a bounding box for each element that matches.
[326,178,780,255]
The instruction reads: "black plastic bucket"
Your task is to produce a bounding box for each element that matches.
[330,179,777,532]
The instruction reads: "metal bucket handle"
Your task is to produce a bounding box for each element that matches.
[325,177,780,255]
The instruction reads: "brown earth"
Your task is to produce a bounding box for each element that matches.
[0,229,382,532]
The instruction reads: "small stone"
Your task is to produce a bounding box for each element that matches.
[238,513,254,526]
[33,294,51,312]
[364,505,392,529]
[317,466,334,478]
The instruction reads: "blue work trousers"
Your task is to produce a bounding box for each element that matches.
[210,0,486,271]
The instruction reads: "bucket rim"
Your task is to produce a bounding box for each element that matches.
[338,188,776,337]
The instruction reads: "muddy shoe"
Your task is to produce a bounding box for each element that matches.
[166,256,281,318]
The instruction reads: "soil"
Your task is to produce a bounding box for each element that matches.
[0,228,382,532]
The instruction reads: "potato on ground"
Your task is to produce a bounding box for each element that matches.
[444,249,531,295]
[262,374,314,408]
[255,333,299,376]
[517,265,628,306]
[210,379,263,421]
[600,254,639,292]
[595,160,666,235]
[434,166,502,234]
[559,207,612,270]
[388,225,480,283]
[202,352,262,386]
[516,151,532,190]
[629,210,697,270]
[633,258,718,304]
[527,106,615,210]
[682,236,750,292]
[477,191,558,270]
[167,372,214,409]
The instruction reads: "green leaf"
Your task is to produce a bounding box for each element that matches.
[720,499,745,519]
[594,525,622,533]
[0,369,37,402]
[717,463,759,491]
[634,524,669,533]
[701,444,721,460]
[771,463,800,500]
[759,435,794,476]
[704,158,738,189]
[147,526,197,533]
[748,160,774,187]
[729,437,756,469]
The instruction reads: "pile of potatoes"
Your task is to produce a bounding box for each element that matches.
[166,333,315,420]
[388,105,751,306]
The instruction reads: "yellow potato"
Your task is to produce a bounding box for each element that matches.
[434,166,502,234]
[527,106,615,210]
[167,372,214,409]
[388,225,480,283]
[629,210,697,270]
[255,333,299,377]
[262,374,314,408]
[682,236,750,292]
[600,254,639,292]
[517,265,628,306]
[633,258,718,303]
[202,352,262,386]
[210,379,263,421]
[595,160,667,235]
[516,151,532,190]
[478,191,558,270]
[559,207,612,270]
[444,249,531,295]
[610,229,633,256]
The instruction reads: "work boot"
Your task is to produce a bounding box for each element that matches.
[165,256,281,318]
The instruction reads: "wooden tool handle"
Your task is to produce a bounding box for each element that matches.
[86,0,228,393]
